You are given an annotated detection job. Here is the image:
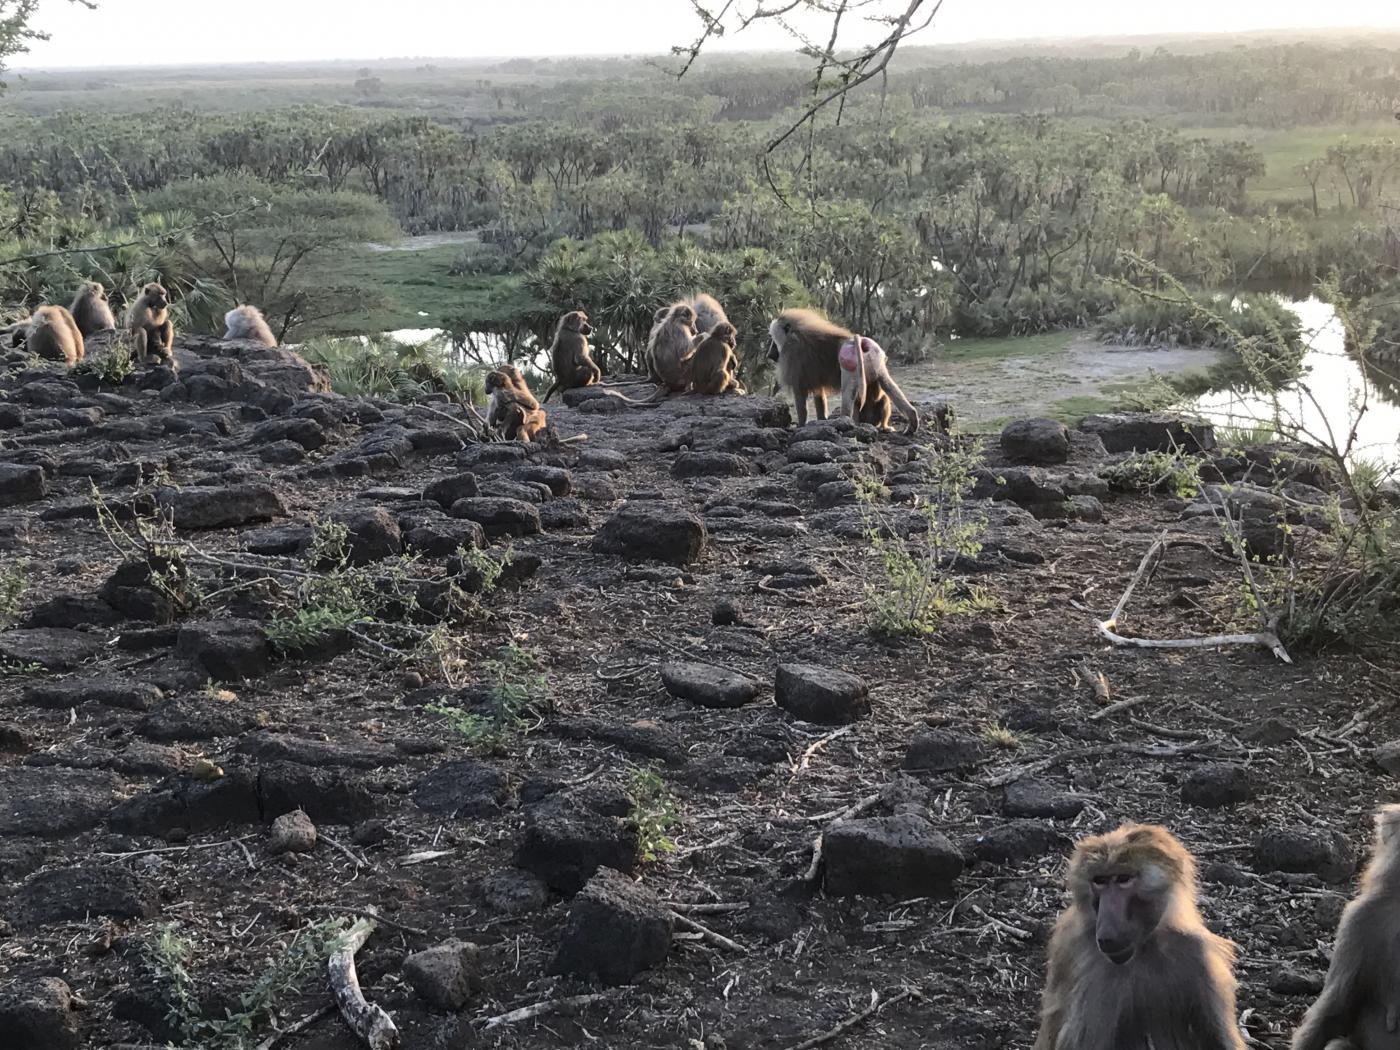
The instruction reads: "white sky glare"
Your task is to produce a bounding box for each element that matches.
[17,0,1400,69]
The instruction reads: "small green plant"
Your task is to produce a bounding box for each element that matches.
[0,559,29,625]
[427,642,547,751]
[75,342,136,385]
[1216,422,1278,447]
[628,766,679,863]
[0,659,45,677]
[1101,450,1202,499]
[858,446,992,637]
[981,721,1025,750]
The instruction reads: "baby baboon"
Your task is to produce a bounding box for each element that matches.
[687,322,744,395]
[223,304,277,346]
[840,335,919,434]
[127,282,175,367]
[1292,805,1400,1050]
[1034,823,1246,1050]
[647,302,697,393]
[69,281,116,337]
[23,305,85,366]
[541,310,601,402]
[486,364,547,441]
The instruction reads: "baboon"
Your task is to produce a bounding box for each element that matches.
[23,305,85,366]
[687,322,744,395]
[486,364,547,441]
[127,282,175,367]
[541,310,600,402]
[1292,805,1400,1050]
[223,304,277,346]
[69,281,116,337]
[689,291,729,336]
[840,335,920,434]
[765,308,848,426]
[1034,823,1246,1050]
[647,303,697,393]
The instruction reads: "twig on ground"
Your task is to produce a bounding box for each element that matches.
[670,911,748,953]
[792,725,852,774]
[255,1003,335,1050]
[328,916,398,1049]
[781,986,921,1050]
[320,832,372,869]
[303,904,427,939]
[479,993,608,1029]
[1088,695,1150,721]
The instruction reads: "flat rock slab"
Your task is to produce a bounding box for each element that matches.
[1079,412,1216,454]
[22,676,161,712]
[965,820,1069,864]
[412,759,511,818]
[0,767,122,836]
[592,503,708,565]
[660,661,759,709]
[9,864,155,929]
[903,730,986,772]
[236,731,397,769]
[175,620,271,681]
[449,497,541,537]
[157,483,286,529]
[0,629,102,671]
[823,814,964,897]
[775,663,870,725]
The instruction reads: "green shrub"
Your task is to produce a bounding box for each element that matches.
[1101,450,1202,499]
[300,334,485,401]
[628,767,679,863]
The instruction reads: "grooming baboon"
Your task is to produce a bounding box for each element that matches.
[486,364,547,441]
[1292,805,1400,1050]
[223,304,277,346]
[23,305,85,366]
[841,335,920,434]
[687,322,744,395]
[69,281,116,337]
[1034,823,1246,1050]
[541,310,600,402]
[126,282,175,367]
[689,291,729,336]
[647,302,697,393]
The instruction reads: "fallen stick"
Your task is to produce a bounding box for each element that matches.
[479,992,607,1029]
[328,916,398,1050]
[782,987,920,1050]
[1088,694,1150,721]
[320,832,371,869]
[255,1003,335,1050]
[670,911,748,953]
[793,725,852,774]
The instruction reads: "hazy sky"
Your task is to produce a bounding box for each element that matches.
[17,0,1400,69]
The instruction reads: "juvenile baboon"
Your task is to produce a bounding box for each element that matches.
[1034,823,1245,1050]
[223,304,277,346]
[541,310,601,402]
[69,281,116,337]
[23,305,85,366]
[840,335,920,434]
[687,322,744,395]
[486,364,547,441]
[647,303,697,393]
[1292,805,1400,1050]
[127,282,175,367]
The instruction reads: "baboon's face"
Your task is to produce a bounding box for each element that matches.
[89,283,106,301]
[566,311,592,337]
[145,284,169,311]
[485,371,507,394]
[674,306,696,327]
[768,320,790,362]
[714,323,737,346]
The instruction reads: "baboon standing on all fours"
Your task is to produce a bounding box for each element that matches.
[1034,823,1246,1050]
[69,281,116,337]
[541,310,601,402]
[127,282,175,367]
[1291,806,1400,1050]
[20,305,85,366]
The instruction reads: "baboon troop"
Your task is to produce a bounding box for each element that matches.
[486,363,547,441]
[69,281,116,337]
[21,305,85,366]
[1035,823,1246,1050]
[127,282,175,367]
[542,310,601,402]
[223,304,278,346]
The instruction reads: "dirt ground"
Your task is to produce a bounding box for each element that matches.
[1,335,1396,1050]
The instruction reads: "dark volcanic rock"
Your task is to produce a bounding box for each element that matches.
[1182,764,1255,808]
[236,730,396,769]
[0,767,122,836]
[249,417,327,450]
[158,483,286,529]
[515,791,640,894]
[966,820,1069,864]
[1080,412,1216,454]
[9,864,155,929]
[137,699,255,743]
[549,867,673,985]
[22,676,161,712]
[903,730,986,772]
[0,977,81,1050]
[673,451,753,478]
[775,663,870,724]
[480,868,550,914]
[327,506,403,564]
[404,519,488,557]
[1253,827,1355,883]
[1003,779,1086,819]
[514,465,573,496]
[412,759,511,818]
[22,594,122,629]
[593,503,708,565]
[0,628,102,671]
[448,496,541,537]
[403,940,481,1011]
[175,619,270,681]
[0,462,47,506]
[109,767,261,836]
[659,661,759,709]
[823,815,964,897]
[1000,418,1070,465]
[258,761,376,825]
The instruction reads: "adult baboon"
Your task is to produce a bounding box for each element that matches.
[1034,823,1245,1050]
[486,364,547,441]
[647,303,697,393]
[689,292,729,336]
[1292,805,1400,1050]
[69,281,116,337]
[127,282,175,367]
[541,310,600,402]
[841,335,919,434]
[687,322,744,395]
[223,304,277,346]
[23,305,85,366]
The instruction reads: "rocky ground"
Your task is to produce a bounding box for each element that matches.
[0,333,1397,1050]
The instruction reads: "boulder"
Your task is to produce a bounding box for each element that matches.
[403,940,481,1011]
[549,868,673,985]
[0,977,81,1050]
[1000,418,1070,465]
[1080,413,1216,454]
[659,661,759,709]
[775,663,870,725]
[448,497,541,538]
[157,483,285,530]
[593,503,708,565]
[823,815,964,897]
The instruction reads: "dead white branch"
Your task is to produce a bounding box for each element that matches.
[328,916,398,1050]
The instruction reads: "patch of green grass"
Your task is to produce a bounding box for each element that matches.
[939,331,1075,364]
[1183,122,1397,203]
[1048,394,1116,423]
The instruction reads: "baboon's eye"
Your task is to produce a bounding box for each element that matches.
[1091,875,1110,887]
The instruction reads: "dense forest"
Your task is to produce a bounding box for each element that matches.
[2,37,1399,376]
